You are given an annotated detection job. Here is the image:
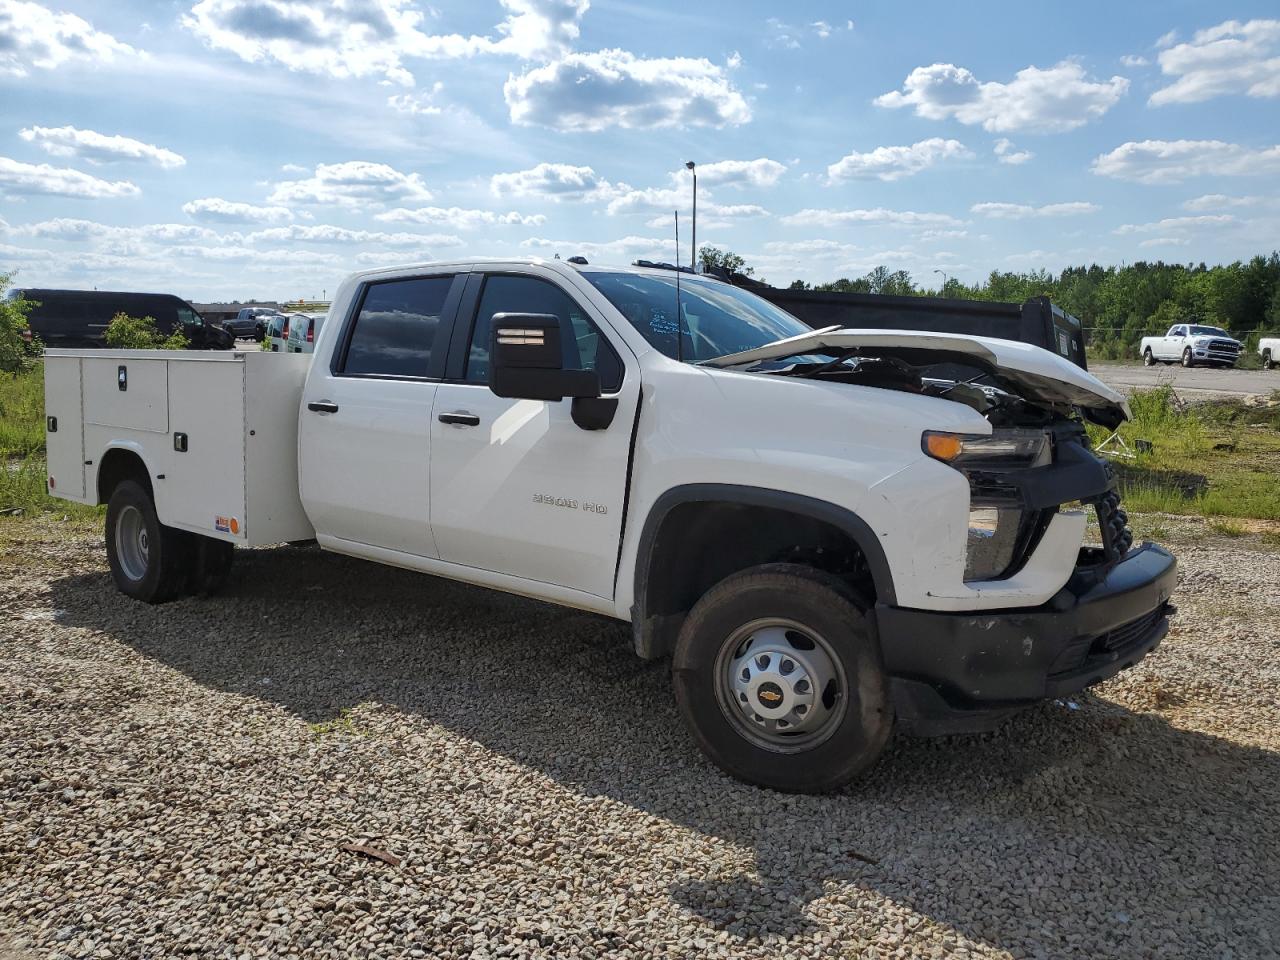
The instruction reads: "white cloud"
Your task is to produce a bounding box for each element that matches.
[875,60,1128,133]
[14,218,217,241]
[763,239,857,257]
[1138,237,1191,248]
[268,160,432,207]
[387,82,444,116]
[1092,140,1280,183]
[1120,54,1149,67]
[182,0,589,85]
[504,49,750,131]
[691,158,786,188]
[603,184,765,219]
[971,201,1099,219]
[375,206,546,228]
[1151,19,1280,105]
[1114,215,1235,235]
[490,162,612,200]
[0,156,139,198]
[0,0,136,77]
[827,138,970,182]
[1183,193,1266,211]
[519,234,675,260]
[18,125,185,169]
[993,138,1033,165]
[244,224,465,247]
[781,208,962,228]
[182,197,295,224]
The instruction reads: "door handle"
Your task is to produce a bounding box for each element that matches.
[438,411,480,427]
[307,400,339,414]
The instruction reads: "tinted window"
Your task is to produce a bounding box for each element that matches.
[466,275,623,391]
[342,276,453,377]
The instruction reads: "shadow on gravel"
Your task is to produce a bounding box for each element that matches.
[50,546,1280,957]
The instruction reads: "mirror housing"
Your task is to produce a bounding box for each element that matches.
[488,313,601,402]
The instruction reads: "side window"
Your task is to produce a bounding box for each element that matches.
[465,275,623,391]
[177,305,199,326]
[341,275,454,378]
[1172,326,1185,337]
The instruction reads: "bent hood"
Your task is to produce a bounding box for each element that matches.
[702,327,1131,429]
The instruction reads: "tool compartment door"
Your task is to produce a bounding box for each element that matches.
[43,356,85,499]
[83,357,169,433]
[160,358,247,541]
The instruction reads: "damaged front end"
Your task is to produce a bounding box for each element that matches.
[705,328,1177,736]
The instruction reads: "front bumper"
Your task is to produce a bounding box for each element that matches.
[876,542,1177,735]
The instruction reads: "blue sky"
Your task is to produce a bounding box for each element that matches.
[1,0,1278,300]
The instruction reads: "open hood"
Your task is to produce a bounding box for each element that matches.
[703,327,1131,429]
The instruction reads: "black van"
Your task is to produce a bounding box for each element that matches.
[11,289,233,350]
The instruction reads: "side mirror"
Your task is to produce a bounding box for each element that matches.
[489,313,601,402]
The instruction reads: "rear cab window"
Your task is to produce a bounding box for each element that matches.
[336,275,458,379]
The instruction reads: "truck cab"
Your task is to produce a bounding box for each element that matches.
[44,258,1178,793]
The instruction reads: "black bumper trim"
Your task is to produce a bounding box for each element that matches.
[875,543,1177,736]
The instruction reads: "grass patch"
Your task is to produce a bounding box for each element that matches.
[0,365,45,458]
[0,364,101,520]
[1088,386,1280,521]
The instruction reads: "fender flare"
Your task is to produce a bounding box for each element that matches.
[630,483,897,657]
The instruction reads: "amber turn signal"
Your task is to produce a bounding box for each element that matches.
[923,432,965,462]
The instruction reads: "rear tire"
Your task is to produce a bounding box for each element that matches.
[672,563,892,793]
[1264,350,1274,370]
[105,480,189,603]
[1142,348,1154,367]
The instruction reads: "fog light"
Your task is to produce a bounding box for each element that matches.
[965,506,1022,581]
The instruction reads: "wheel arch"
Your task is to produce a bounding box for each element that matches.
[95,443,156,505]
[630,483,896,660]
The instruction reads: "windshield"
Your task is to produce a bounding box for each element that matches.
[1188,325,1230,338]
[584,272,811,362]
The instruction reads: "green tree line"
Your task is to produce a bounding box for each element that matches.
[702,247,1280,361]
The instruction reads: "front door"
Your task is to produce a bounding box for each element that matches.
[429,269,639,599]
[299,272,463,557]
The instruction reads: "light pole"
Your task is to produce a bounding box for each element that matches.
[933,268,950,291]
[685,160,696,271]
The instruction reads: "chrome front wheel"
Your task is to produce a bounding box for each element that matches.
[714,617,848,753]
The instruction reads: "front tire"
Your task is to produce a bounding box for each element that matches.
[672,564,892,793]
[105,480,190,603]
[1182,347,1195,368]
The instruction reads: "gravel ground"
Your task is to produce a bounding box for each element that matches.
[1,517,1278,960]
[1089,363,1279,399]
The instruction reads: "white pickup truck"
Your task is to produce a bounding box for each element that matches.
[1140,324,1241,368]
[1260,337,1280,370]
[44,258,1177,792]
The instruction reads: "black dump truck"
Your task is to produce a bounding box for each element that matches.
[700,269,1088,371]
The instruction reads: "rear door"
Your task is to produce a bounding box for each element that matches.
[298,271,464,558]
[428,268,639,599]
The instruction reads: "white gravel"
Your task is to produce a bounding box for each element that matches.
[1,516,1278,959]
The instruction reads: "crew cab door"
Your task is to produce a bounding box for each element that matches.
[428,268,639,599]
[298,271,465,557]
[1163,325,1186,358]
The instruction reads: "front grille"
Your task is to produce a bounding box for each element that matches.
[1208,339,1238,353]
[1091,607,1163,655]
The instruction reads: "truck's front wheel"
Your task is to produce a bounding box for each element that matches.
[1182,347,1195,368]
[105,480,190,604]
[673,564,891,793]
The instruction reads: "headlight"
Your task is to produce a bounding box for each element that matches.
[965,506,1023,581]
[922,429,1049,469]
